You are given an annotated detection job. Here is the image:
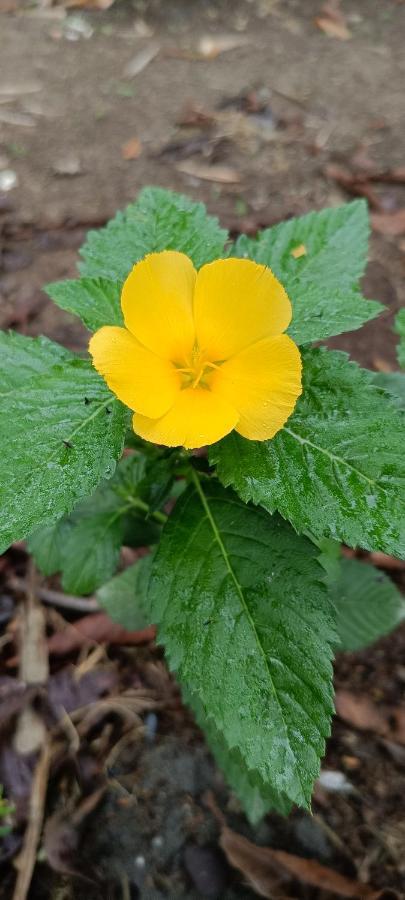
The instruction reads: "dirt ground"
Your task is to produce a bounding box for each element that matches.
[1,0,405,898]
[1,0,405,362]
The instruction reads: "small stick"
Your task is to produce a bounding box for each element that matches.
[9,577,100,613]
[13,563,48,756]
[13,741,51,900]
[75,644,106,677]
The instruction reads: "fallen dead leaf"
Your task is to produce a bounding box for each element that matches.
[315,1,352,39]
[176,102,217,129]
[64,0,115,9]
[121,136,142,160]
[124,43,159,78]
[219,828,284,897]
[368,551,405,571]
[335,690,405,745]
[324,163,383,210]
[220,826,386,898]
[48,666,116,715]
[322,154,405,193]
[46,612,156,656]
[204,792,388,899]
[315,15,351,39]
[371,208,405,236]
[197,34,249,59]
[372,356,394,373]
[0,110,36,127]
[0,81,42,96]
[176,160,241,184]
[44,787,105,877]
[367,166,405,184]
[0,0,20,12]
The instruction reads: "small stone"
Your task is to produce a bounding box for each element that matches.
[52,155,82,176]
[317,769,353,794]
[133,18,154,38]
[0,169,18,191]
[151,835,163,850]
[144,711,158,742]
[63,15,94,41]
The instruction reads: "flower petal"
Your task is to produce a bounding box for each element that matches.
[132,387,238,449]
[210,334,302,441]
[89,326,180,418]
[121,250,196,361]
[193,258,292,360]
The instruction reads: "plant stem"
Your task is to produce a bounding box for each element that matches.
[127,496,168,524]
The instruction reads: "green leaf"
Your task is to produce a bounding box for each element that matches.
[97,555,153,630]
[27,518,72,578]
[287,287,382,346]
[373,372,405,410]
[211,349,405,559]
[0,785,14,837]
[232,201,383,344]
[314,537,342,586]
[395,308,405,369]
[0,331,127,553]
[78,186,228,281]
[186,688,292,823]
[0,331,71,390]
[148,479,336,809]
[332,557,405,651]
[44,493,127,595]
[45,277,123,333]
[28,454,162,594]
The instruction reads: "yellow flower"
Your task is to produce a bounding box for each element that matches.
[89,251,302,449]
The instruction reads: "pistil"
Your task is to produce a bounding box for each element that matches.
[175,359,219,390]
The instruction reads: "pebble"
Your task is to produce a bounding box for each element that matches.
[0,169,18,191]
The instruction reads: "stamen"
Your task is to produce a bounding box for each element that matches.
[192,367,204,389]
[175,355,221,390]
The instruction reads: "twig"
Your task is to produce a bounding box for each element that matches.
[9,577,100,613]
[75,644,106,677]
[121,875,131,900]
[105,728,143,770]
[13,741,51,900]
[13,564,48,756]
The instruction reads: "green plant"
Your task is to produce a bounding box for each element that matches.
[2,188,404,821]
[0,786,14,837]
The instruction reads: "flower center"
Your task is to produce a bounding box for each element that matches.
[175,346,219,390]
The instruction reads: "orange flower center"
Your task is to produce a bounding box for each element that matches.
[175,345,220,390]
